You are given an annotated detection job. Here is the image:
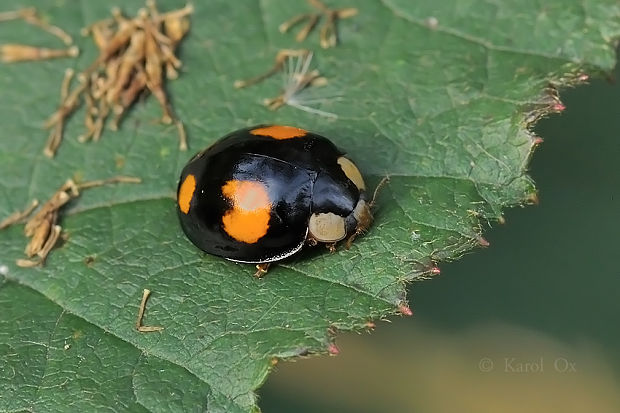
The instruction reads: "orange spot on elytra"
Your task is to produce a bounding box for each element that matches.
[221,180,271,243]
[250,125,307,140]
[178,174,196,214]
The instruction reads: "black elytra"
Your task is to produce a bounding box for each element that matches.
[176,125,370,264]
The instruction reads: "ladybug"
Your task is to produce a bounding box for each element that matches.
[176,125,373,277]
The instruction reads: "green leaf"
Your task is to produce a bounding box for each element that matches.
[0,0,618,411]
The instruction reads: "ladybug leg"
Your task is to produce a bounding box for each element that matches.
[325,242,337,253]
[344,233,357,250]
[342,175,389,250]
[254,263,271,278]
[306,234,319,247]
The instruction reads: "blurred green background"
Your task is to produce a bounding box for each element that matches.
[258,61,620,412]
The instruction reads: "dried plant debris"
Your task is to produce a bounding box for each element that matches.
[1,44,79,63]
[136,288,164,332]
[265,51,334,117]
[279,0,357,48]
[43,1,192,158]
[235,49,336,118]
[0,7,73,45]
[234,48,310,89]
[0,7,78,63]
[44,68,84,157]
[0,200,39,230]
[0,176,141,267]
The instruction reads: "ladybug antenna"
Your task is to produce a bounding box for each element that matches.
[344,176,389,249]
[369,175,390,209]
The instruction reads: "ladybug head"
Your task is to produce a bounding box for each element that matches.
[306,156,374,248]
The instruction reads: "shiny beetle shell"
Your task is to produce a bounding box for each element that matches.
[176,125,372,264]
